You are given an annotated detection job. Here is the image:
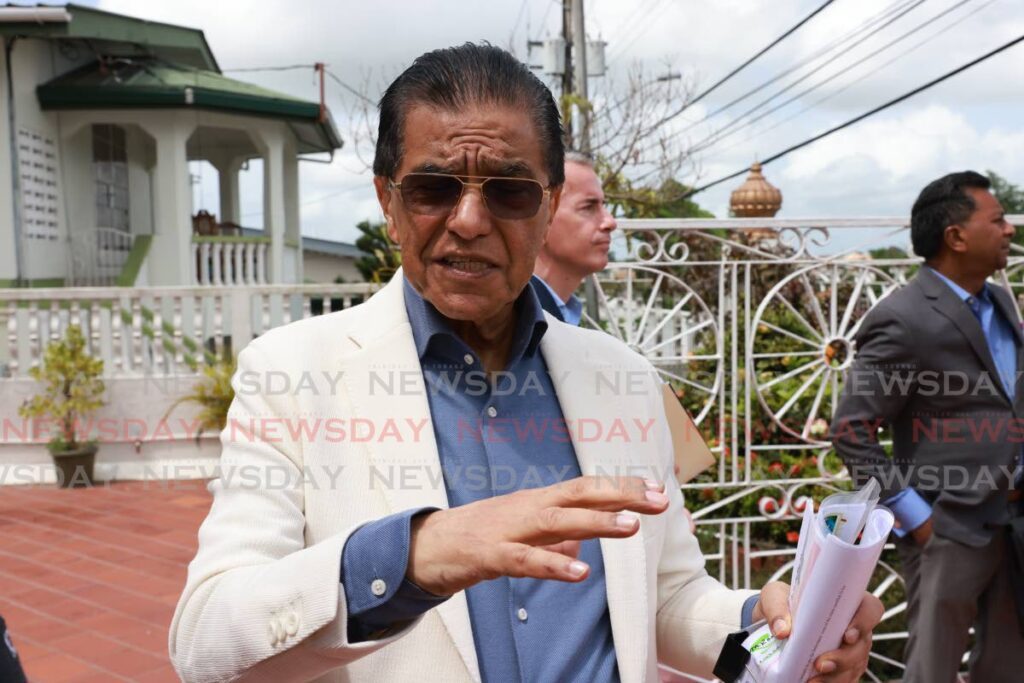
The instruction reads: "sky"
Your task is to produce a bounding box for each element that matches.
[85,0,1024,250]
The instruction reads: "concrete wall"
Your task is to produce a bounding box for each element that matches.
[302,252,362,283]
[0,374,222,485]
[2,38,92,282]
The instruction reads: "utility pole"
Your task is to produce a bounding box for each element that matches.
[561,0,573,148]
[570,0,591,154]
[565,0,599,318]
[528,1,602,320]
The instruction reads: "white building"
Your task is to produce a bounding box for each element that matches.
[0,3,347,288]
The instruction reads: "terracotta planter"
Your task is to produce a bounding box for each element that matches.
[48,444,98,488]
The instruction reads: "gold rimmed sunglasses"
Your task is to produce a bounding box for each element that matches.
[390,172,551,220]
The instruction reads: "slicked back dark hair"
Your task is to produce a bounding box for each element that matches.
[911,170,992,259]
[373,43,565,186]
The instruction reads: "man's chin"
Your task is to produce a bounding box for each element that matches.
[428,290,516,323]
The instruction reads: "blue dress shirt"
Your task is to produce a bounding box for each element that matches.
[533,274,584,326]
[885,268,1019,536]
[341,279,620,682]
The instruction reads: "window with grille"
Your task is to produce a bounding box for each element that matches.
[92,124,130,233]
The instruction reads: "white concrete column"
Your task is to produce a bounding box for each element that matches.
[149,122,194,285]
[263,135,286,283]
[216,156,244,225]
[283,143,302,283]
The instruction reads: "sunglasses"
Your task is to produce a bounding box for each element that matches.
[390,173,551,220]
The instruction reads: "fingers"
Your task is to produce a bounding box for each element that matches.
[850,593,885,634]
[547,476,671,514]
[809,592,881,682]
[754,581,792,639]
[538,539,581,559]
[489,542,592,583]
[809,633,872,683]
[528,506,642,545]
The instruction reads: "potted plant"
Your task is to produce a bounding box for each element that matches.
[163,354,236,441]
[18,325,106,488]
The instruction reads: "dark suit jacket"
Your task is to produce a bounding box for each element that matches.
[832,266,1024,547]
[530,274,566,322]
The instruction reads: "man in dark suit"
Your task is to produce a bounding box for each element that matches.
[0,615,28,683]
[832,170,1023,682]
[531,151,617,323]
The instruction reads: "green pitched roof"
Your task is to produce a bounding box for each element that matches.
[37,60,343,153]
[0,4,218,70]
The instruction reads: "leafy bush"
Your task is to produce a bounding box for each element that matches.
[18,325,106,451]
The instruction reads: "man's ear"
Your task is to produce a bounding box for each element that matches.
[548,185,563,222]
[944,224,968,253]
[373,176,400,243]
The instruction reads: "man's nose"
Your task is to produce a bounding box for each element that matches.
[447,185,493,240]
[1005,219,1016,239]
[601,208,617,233]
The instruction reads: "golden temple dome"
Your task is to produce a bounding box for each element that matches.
[730,162,782,218]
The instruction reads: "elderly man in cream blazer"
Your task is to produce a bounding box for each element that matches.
[171,44,880,683]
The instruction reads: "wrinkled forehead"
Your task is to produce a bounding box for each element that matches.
[397,103,548,181]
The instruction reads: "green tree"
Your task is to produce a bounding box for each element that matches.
[989,170,1024,214]
[601,173,713,219]
[354,220,402,283]
[988,170,1024,248]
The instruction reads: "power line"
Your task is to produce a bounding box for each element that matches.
[713,0,1000,156]
[664,0,838,122]
[325,69,376,105]
[669,0,925,144]
[608,0,674,61]
[691,0,976,155]
[606,0,662,60]
[627,0,925,181]
[682,30,1024,199]
[222,64,313,72]
[512,0,531,38]
[629,0,925,167]
[241,184,370,218]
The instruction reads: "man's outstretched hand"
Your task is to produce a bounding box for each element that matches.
[753,581,884,683]
[406,476,670,596]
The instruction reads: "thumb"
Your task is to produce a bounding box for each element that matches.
[755,581,792,639]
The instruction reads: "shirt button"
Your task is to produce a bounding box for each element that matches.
[371,579,387,597]
[464,353,474,365]
[516,607,528,622]
[487,406,498,418]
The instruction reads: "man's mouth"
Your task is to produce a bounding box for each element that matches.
[438,257,496,274]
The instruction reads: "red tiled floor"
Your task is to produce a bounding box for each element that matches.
[1,479,211,682]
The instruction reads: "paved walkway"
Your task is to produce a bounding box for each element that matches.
[0,480,212,683]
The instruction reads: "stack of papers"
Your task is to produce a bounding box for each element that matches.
[716,480,894,683]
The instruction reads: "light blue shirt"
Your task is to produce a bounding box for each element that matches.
[534,274,584,326]
[885,268,1020,536]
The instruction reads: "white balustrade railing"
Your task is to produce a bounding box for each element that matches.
[0,283,379,378]
[192,238,269,286]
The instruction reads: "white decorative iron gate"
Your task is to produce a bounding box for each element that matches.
[586,216,1024,681]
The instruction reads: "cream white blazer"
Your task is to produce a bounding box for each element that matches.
[169,272,753,683]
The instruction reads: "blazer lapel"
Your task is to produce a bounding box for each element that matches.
[990,284,1024,411]
[340,273,481,683]
[541,320,649,683]
[918,268,1012,404]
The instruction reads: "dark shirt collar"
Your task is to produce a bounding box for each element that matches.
[403,278,548,366]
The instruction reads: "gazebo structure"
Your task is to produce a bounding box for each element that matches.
[0,4,342,287]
